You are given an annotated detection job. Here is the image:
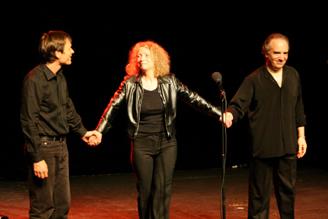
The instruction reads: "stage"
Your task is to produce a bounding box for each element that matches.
[1,166,328,218]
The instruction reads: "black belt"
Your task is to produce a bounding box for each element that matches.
[40,136,66,142]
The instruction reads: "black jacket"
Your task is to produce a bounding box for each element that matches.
[96,74,222,138]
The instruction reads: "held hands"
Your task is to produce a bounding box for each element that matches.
[220,112,233,128]
[82,130,102,147]
[88,133,102,146]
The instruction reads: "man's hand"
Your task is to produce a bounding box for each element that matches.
[221,112,233,128]
[297,136,307,158]
[33,160,48,179]
[82,130,102,147]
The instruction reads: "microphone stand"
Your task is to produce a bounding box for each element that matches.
[219,88,227,219]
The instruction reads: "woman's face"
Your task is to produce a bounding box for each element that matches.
[137,46,154,72]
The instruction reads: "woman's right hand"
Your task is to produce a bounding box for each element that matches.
[221,112,233,128]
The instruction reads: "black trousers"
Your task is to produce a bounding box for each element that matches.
[27,139,70,219]
[248,155,297,219]
[131,133,177,219]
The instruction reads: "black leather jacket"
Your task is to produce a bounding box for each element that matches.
[96,74,221,138]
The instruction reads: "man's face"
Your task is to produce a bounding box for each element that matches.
[265,38,289,71]
[57,38,74,65]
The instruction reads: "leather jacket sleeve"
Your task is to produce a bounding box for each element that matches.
[173,75,222,118]
[96,77,127,133]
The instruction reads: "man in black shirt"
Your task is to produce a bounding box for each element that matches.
[222,33,307,219]
[20,30,100,219]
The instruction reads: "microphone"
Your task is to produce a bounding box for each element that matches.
[211,71,226,100]
[211,72,223,90]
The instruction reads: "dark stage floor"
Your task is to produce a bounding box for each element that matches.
[1,165,328,219]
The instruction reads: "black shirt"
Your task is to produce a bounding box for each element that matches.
[228,65,306,158]
[20,64,87,161]
[138,88,165,134]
